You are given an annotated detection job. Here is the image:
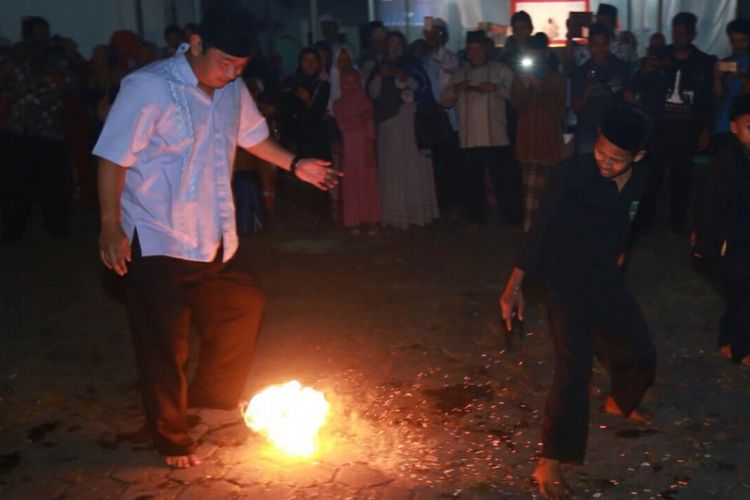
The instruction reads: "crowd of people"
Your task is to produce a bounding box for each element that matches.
[2,5,748,240]
[3,1,750,497]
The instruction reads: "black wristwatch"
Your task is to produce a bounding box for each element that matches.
[289,156,302,176]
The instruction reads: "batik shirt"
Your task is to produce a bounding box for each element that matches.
[2,58,75,139]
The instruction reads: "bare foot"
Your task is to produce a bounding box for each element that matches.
[720,345,750,366]
[163,454,201,469]
[720,345,732,360]
[533,458,574,499]
[604,395,651,426]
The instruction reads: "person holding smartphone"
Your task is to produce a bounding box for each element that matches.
[714,19,750,135]
[423,17,461,208]
[571,23,632,155]
[510,33,566,232]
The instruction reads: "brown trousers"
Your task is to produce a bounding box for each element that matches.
[127,234,265,455]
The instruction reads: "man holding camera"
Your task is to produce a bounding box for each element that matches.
[510,33,566,232]
[571,23,631,155]
[565,3,630,69]
[714,19,750,136]
[423,17,460,208]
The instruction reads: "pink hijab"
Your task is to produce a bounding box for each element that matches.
[335,68,370,111]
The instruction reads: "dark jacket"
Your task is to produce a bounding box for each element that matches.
[662,45,716,130]
[278,72,332,159]
[695,134,750,262]
[517,154,647,280]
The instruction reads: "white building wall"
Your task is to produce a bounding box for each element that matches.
[376,0,734,57]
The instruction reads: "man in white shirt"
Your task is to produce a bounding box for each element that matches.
[94,0,339,468]
[441,31,520,226]
[423,18,461,207]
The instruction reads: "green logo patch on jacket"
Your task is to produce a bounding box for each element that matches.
[629,201,640,221]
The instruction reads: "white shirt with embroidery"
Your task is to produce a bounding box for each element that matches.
[93,45,269,263]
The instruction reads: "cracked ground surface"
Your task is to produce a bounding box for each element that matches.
[1,209,749,499]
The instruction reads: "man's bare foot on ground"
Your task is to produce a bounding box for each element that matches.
[163,454,201,468]
[721,345,733,360]
[604,395,651,426]
[720,345,750,366]
[533,458,574,499]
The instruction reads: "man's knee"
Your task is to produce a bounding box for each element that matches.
[249,287,266,316]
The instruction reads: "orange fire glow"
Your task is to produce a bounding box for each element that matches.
[243,380,330,458]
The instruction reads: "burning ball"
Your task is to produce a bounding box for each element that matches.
[243,380,330,458]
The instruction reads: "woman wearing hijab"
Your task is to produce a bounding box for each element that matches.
[368,31,439,229]
[278,47,332,229]
[333,68,380,234]
[327,46,357,112]
[279,47,331,158]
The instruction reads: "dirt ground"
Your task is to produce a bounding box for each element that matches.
[1,207,749,499]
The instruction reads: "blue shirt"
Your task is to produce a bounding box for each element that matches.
[715,54,750,134]
[93,45,269,262]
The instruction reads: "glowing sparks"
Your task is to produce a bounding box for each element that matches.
[244,380,330,458]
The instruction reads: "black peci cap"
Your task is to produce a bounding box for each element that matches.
[596,3,618,23]
[465,30,490,45]
[199,0,256,58]
[601,104,653,152]
[672,12,697,31]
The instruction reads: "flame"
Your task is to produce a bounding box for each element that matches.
[243,380,330,458]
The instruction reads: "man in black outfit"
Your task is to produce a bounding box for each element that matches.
[571,23,631,155]
[499,105,657,498]
[1,16,76,242]
[695,94,750,368]
[636,12,715,234]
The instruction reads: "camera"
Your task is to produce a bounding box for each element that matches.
[519,55,547,79]
[567,11,593,39]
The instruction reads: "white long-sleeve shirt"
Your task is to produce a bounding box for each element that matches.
[441,61,513,149]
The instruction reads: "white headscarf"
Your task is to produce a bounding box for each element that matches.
[327,46,358,112]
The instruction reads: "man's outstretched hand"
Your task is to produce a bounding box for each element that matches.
[499,284,525,332]
[295,158,342,191]
[99,223,131,276]
[499,267,526,331]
